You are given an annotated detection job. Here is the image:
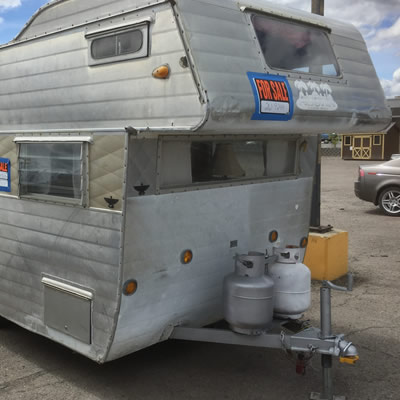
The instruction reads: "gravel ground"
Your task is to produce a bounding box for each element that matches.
[0,157,399,400]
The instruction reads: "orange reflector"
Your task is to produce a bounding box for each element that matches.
[152,64,170,79]
[181,250,193,264]
[269,230,278,243]
[123,279,138,296]
[340,355,359,365]
[300,237,308,248]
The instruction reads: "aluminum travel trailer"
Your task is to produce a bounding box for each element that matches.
[0,0,390,369]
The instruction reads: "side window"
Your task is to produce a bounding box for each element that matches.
[17,141,87,204]
[344,136,351,146]
[373,135,381,145]
[251,14,340,77]
[87,23,149,66]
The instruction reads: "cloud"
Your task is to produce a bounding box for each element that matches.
[381,68,400,98]
[369,17,400,52]
[278,0,399,29]
[0,0,21,11]
[279,0,400,97]
[278,0,400,49]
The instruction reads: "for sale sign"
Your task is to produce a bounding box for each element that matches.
[0,158,11,192]
[247,72,293,121]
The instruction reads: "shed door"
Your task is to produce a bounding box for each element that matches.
[352,136,371,159]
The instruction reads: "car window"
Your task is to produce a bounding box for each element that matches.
[384,158,400,167]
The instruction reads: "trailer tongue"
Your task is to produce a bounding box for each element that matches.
[172,252,358,400]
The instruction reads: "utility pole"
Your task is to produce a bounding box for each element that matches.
[310,0,329,232]
[310,5,337,400]
[312,0,324,16]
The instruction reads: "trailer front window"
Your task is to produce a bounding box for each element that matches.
[159,138,297,190]
[19,143,83,201]
[251,14,340,77]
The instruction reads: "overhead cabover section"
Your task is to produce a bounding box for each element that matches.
[174,0,391,135]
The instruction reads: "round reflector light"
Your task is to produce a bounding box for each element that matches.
[123,279,138,296]
[152,64,170,79]
[269,230,278,243]
[181,250,193,264]
[300,237,308,248]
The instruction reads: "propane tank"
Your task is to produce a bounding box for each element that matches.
[268,247,311,319]
[223,252,274,335]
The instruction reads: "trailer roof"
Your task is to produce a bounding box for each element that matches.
[12,0,168,43]
[12,0,357,44]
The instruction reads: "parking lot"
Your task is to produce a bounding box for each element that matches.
[0,157,399,400]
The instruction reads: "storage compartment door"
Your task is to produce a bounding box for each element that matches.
[42,277,93,344]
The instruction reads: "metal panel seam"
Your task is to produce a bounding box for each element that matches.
[171,3,209,132]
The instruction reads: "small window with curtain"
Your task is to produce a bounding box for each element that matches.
[251,14,340,77]
[91,30,143,59]
[87,22,149,66]
[17,141,87,204]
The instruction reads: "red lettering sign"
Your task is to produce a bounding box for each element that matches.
[255,78,290,104]
[0,162,8,173]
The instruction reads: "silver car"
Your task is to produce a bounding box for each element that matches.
[354,158,400,216]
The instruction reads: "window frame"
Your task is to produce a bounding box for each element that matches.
[373,135,381,146]
[14,137,91,206]
[155,135,301,194]
[344,136,352,146]
[249,12,342,80]
[86,21,150,66]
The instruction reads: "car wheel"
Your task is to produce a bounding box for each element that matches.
[378,186,400,216]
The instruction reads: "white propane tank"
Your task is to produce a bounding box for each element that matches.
[268,247,311,319]
[223,252,274,335]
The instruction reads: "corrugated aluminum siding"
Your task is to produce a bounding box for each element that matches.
[0,197,122,361]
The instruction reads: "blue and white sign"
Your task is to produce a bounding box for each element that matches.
[0,158,11,192]
[247,72,294,121]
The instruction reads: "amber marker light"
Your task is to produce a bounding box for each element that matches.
[269,230,278,243]
[300,237,308,248]
[152,64,170,79]
[123,279,138,296]
[181,250,193,265]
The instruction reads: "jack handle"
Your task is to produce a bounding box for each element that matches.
[323,273,353,292]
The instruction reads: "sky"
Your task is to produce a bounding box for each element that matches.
[0,0,399,98]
